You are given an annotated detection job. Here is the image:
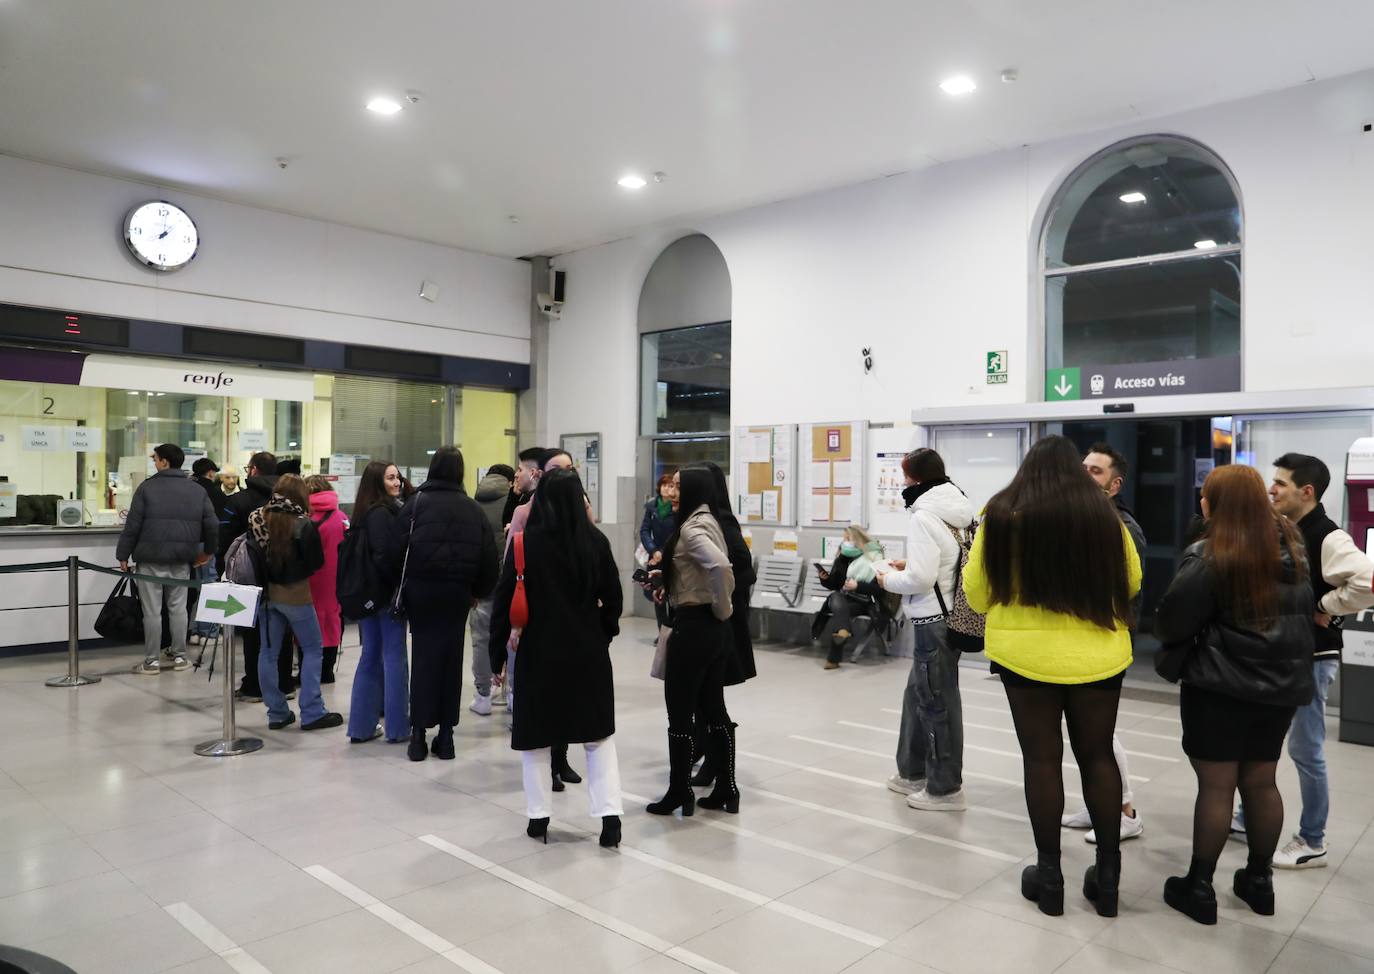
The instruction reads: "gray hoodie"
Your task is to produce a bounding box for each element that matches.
[882,481,975,621]
[474,471,512,539]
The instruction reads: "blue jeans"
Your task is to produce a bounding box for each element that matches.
[350,613,410,741]
[261,602,326,725]
[895,620,964,796]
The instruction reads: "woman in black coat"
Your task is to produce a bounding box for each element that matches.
[392,447,499,762]
[1153,464,1315,925]
[489,468,625,848]
[641,473,678,627]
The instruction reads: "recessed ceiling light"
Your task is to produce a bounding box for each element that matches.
[1119,191,1147,204]
[366,97,403,115]
[939,76,976,95]
[1193,239,1218,250]
[618,174,647,190]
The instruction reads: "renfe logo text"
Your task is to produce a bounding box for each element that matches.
[183,371,235,390]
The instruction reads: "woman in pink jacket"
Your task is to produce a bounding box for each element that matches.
[306,477,349,683]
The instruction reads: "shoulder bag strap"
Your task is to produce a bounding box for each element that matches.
[514,530,526,578]
[396,494,421,593]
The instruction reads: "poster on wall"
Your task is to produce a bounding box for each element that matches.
[867,426,919,538]
[559,432,602,520]
[799,421,865,527]
[732,425,796,526]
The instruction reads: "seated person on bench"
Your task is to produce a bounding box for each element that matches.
[811,525,885,669]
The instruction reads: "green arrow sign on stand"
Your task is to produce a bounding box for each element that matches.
[1045,367,1081,401]
[205,594,246,617]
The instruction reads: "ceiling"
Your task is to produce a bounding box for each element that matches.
[2,1,1371,259]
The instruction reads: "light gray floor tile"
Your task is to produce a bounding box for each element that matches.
[387,870,561,946]
[25,905,214,974]
[1295,891,1374,961]
[775,865,949,941]
[463,905,657,972]
[0,869,158,947]
[499,838,661,901]
[835,950,948,974]
[677,905,874,974]
[1268,936,1374,974]
[244,907,433,974]
[0,836,114,898]
[316,835,478,901]
[177,866,358,945]
[581,868,757,946]
[0,794,79,852]
[667,830,845,900]
[120,836,298,905]
[254,812,414,868]
[163,958,240,974]
[1053,942,1196,974]
[82,811,247,868]
[884,902,1082,974]
[1091,893,1290,974]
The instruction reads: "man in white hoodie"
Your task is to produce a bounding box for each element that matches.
[877,448,974,811]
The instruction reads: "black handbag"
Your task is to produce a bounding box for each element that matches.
[95,574,144,643]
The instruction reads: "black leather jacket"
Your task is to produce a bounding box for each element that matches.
[1154,536,1316,707]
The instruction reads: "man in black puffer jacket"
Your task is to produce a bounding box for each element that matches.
[391,447,500,761]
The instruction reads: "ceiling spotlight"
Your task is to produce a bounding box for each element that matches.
[653,171,668,183]
[939,76,976,95]
[1119,191,1147,204]
[366,97,403,115]
[618,174,647,190]
[1193,239,1218,250]
[1000,69,1019,84]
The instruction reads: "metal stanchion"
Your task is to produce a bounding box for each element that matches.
[195,625,263,757]
[46,555,100,688]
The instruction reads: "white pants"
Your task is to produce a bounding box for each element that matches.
[1114,735,1134,806]
[521,737,623,819]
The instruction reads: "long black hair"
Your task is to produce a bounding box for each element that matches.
[353,460,398,519]
[526,467,601,602]
[981,434,1133,630]
[660,466,726,592]
[701,461,741,530]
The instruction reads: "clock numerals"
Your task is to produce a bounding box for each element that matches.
[126,201,197,271]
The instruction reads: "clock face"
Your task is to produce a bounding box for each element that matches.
[124,201,199,271]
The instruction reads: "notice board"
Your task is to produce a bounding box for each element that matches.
[733,425,795,526]
[867,425,920,538]
[799,421,865,527]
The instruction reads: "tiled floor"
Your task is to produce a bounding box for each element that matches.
[1,617,1372,974]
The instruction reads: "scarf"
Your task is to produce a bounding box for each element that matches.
[656,497,673,519]
[248,495,305,552]
[902,477,951,509]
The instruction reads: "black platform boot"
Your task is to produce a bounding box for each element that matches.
[1083,848,1121,917]
[1164,857,1218,925]
[432,724,455,760]
[1233,860,1275,916]
[646,731,696,817]
[1020,852,1065,917]
[697,724,740,813]
[407,726,428,762]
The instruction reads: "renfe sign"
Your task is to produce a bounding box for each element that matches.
[79,354,316,402]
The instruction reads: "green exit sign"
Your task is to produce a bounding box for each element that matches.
[986,350,1008,385]
[1045,367,1081,401]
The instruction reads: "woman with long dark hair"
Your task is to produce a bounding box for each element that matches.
[248,474,342,732]
[962,435,1140,918]
[1154,464,1314,924]
[488,468,625,846]
[646,466,737,816]
[346,461,410,743]
[393,447,499,761]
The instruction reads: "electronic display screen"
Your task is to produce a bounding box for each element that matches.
[184,326,304,365]
[345,345,441,378]
[0,303,129,348]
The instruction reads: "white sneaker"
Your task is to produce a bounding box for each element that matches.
[491,686,507,709]
[1228,813,1247,843]
[170,655,190,671]
[1272,834,1327,869]
[906,787,967,811]
[134,659,160,675]
[1062,807,1093,829]
[469,693,492,717]
[1087,811,1143,844]
[886,774,924,796]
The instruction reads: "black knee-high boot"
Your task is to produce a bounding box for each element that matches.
[697,723,740,813]
[646,731,696,816]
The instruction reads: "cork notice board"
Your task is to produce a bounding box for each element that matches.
[800,421,866,527]
[732,424,796,526]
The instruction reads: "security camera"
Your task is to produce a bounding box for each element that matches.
[862,347,873,373]
[536,292,562,319]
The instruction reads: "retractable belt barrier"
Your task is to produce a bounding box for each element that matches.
[3,554,263,758]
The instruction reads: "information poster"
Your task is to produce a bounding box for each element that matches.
[732,425,796,526]
[560,433,602,520]
[867,426,919,538]
[238,429,269,452]
[799,421,865,527]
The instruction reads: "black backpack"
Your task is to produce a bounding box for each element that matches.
[337,520,386,619]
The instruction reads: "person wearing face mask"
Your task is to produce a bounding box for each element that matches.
[812,525,885,669]
[346,461,410,744]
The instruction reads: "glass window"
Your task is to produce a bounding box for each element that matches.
[455,387,517,495]
[1043,137,1242,375]
[640,323,731,436]
[1235,413,1374,525]
[327,375,445,491]
[927,426,1027,515]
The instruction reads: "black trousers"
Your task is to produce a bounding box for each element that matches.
[408,580,470,730]
[665,606,731,734]
[240,622,292,695]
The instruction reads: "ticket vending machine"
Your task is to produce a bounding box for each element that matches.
[1338,437,1374,746]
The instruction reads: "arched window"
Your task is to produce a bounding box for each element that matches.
[1041,136,1241,398]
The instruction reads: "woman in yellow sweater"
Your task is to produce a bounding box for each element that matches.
[963,436,1141,919]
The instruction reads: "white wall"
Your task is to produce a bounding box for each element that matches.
[0,154,531,363]
[549,69,1374,523]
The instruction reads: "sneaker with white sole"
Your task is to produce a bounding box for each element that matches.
[1062,807,1093,829]
[1272,834,1327,869]
[886,773,924,796]
[470,693,493,717]
[134,659,160,675]
[1228,813,1247,843]
[170,655,190,671]
[491,687,507,709]
[1087,811,1144,844]
[906,787,967,811]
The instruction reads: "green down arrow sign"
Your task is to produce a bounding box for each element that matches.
[205,594,247,616]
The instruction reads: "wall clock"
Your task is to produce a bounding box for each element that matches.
[124,200,199,271]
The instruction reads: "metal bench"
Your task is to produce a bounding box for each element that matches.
[749,555,804,641]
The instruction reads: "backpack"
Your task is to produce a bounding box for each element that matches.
[223,532,263,587]
[336,519,386,620]
[934,519,986,653]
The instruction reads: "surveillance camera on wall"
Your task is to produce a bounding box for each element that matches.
[536,293,562,319]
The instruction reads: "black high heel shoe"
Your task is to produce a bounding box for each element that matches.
[1021,859,1065,917]
[526,817,549,843]
[599,815,621,849]
[646,731,696,817]
[1083,849,1120,918]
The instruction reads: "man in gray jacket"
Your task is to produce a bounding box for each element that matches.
[116,443,218,675]
[468,463,515,715]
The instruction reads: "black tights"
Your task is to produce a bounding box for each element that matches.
[1003,679,1122,858]
[1189,759,1282,881]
